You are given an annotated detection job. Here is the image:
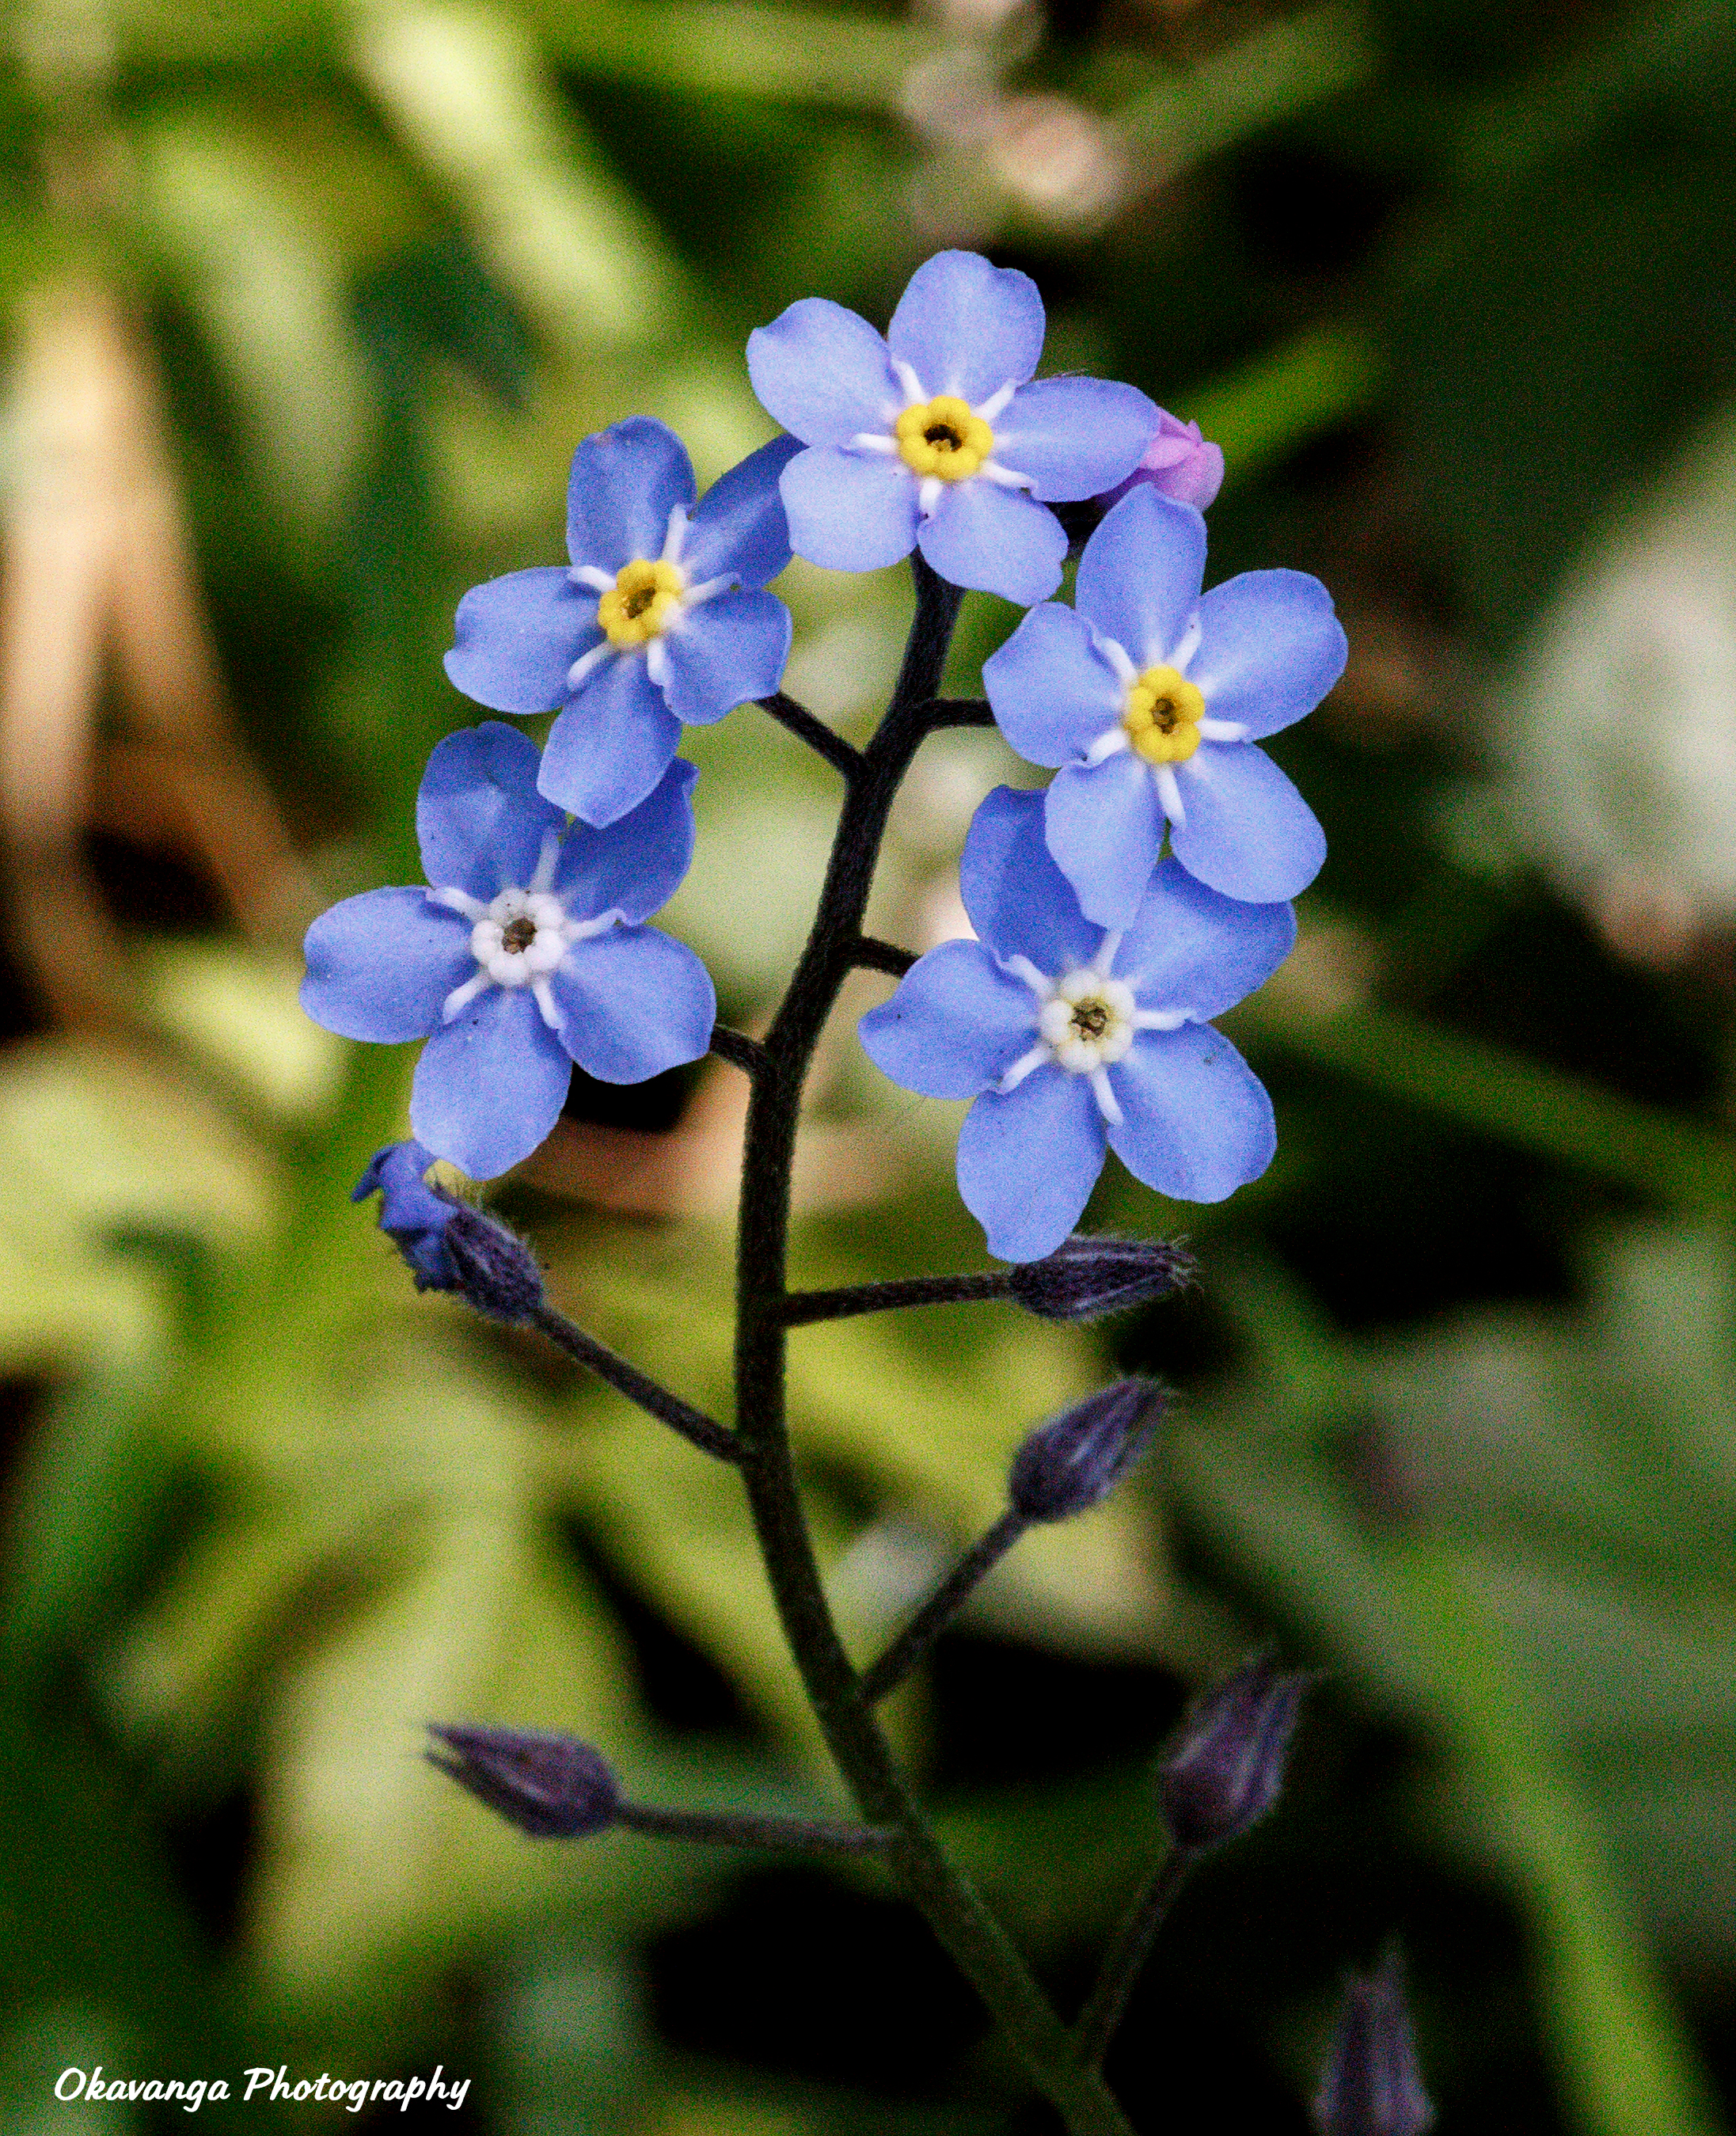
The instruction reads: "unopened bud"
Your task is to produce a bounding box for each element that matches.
[1158,1654,1308,1851]
[1314,1952,1434,2136]
[443,1205,545,1323]
[351,1141,458,1291]
[1007,1379,1162,1523]
[1100,408,1225,513]
[426,1724,619,1838]
[1005,1234,1195,1322]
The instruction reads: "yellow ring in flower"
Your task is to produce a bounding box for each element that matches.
[1123,665,1206,764]
[598,558,686,648]
[895,395,994,481]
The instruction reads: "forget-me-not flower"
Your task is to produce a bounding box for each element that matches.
[302,724,716,1179]
[353,1140,459,1289]
[858,786,1293,1262]
[983,487,1348,924]
[445,420,799,827]
[747,250,1157,606]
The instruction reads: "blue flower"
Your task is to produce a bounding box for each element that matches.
[302,724,716,1179]
[983,487,1348,924]
[857,786,1293,1262]
[445,420,799,827]
[353,1140,459,1289]
[746,250,1157,606]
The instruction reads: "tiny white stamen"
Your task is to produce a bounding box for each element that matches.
[974,380,1018,423]
[1096,634,1138,687]
[1090,1069,1123,1125]
[1002,954,1052,997]
[564,906,623,943]
[1168,614,1202,673]
[645,637,670,689]
[567,640,614,693]
[661,504,688,563]
[442,971,493,1022]
[429,885,488,922]
[917,476,943,519]
[851,431,899,454]
[892,357,928,404]
[1156,766,1186,825]
[529,829,562,896]
[1133,1007,1189,1031]
[571,564,614,594]
[979,459,1034,491]
[1197,718,1248,743]
[682,573,734,608]
[996,1043,1050,1095]
[1090,931,1123,977]
[1086,726,1130,766]
[531,975,563,1030]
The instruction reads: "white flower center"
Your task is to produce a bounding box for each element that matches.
[996,933,1190,1125]
[427,830,621,1034]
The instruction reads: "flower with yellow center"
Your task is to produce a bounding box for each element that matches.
[596,557,687,648]
[1121,664,1206,765]
[894,396,995,482]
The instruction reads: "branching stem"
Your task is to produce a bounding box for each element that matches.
[858,1507,1028,1706]
[617,1802,895,1855]
[1072,1845,1195,2069]
[781,1270,1010,1325]
[756,690,863,777]
[528,1302,741,1462]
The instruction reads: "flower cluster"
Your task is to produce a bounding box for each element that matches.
[301,248,1345,1249]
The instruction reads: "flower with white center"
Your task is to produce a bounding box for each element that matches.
[746,249,1158,606]
[444,420,800,829]
[858,785,1295,1262]
[301,724,716,1180]
[984,487,1348,925]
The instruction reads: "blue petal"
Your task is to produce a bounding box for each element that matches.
[887,252,1044,405]
[993,378,1158,501]
[858,941,1038,1098]
[566,418,696,572]
[1191,568,1349,738]
[1168,742,1327,903]
[779,447,920,572]
[959,786,1101,975]
[747,300,902,447]
[411,986,572,1178]
[302,887,472,1042]
[550,925,716,1083]
[983,603,1121,768]
[352,1140,457,1290]
[682,435,803,588]
[539,656,684,827]
[1044,754,1165,931]
[1117,859,1296,1019]
[444,568,596,715]
[553,758,697,925]
[917,483,1066,604]
[1074,489,1205,667]
[417,721,563,897]
[659,591,792,727]
[1105,1023,1276,1203]
[956,1070,1104,1264]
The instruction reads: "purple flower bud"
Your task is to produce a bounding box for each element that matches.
[443,1204,545,1323]
[1099,407,1225,513]
[1314,1952,1434,2136]
[1007,1379,1163,1523]
[1157,1654,1308,1851]
[426,1724,620,1838]
[352,1140,458,1290]
[1005,1234,1195,1322]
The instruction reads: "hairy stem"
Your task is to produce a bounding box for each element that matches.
[731,556,1136,2136]
[858,1507,1028,1706]
[1073,1845,1195,2069]
[529,1302,740,1462]
[781,1270,1010,1325]
[617,1802,895,1855]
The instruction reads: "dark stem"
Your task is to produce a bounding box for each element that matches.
[921,695,994,728]
[1072,1845,1195,2069]
[617,1801,895,1856]
[781,1271,1010,1326]
[528,1302,741,1463]
[756,690,863,777]
[709,1023,768,1078]
[850,935,917,979]
[859,1507,1028,1706]
[730,554,1136,2136]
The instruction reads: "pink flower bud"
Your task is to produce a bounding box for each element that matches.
[1101,407,1225,512]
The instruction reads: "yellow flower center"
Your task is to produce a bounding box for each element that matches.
[597,558,686,648]
[1122,665,1205,764]
[895,395,993,481]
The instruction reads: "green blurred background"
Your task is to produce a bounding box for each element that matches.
[2,0,1734,2128]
